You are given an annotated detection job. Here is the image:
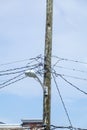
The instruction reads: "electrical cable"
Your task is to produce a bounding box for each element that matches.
[53,59,63,68]
[59,75,87,95]
[52,73,73,129]
[0,54,43,67]
[0,70,27,76]
[0,73,24,86]
[54,65,87,74]
[0,76,26,90]
[0,63,43,76]
[52,56,87,65]
[0,59,31,67]
[55,73,87,82]
[0,66,29,73]
[0,63,41,73]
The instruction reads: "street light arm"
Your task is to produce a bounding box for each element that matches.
[33,75,44,90]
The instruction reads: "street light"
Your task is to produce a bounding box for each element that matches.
[25,69,49,128]
[25,70,48,95]
[25,70,50,129]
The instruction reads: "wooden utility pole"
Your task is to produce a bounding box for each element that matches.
[43,0,53,130]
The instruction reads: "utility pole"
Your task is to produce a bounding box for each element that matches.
[43,0,53,130]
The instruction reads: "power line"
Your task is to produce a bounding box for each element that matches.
[6,55,86,67]
[0,65,29,73]
[52,73,73,128]
[51,66,87,82]
[0,63,43,76]
[30,54,44,63]
[54,65,87,74]
[53,59,63,68]
[0,75,26,90]
[2,55,87,74]
[0,73,24,86]
[0,59,31,67]
[59,75,87,95]
[52,56,87,65]
[0,54,43,67]
[0,70,26,76]
[54,73,87,82]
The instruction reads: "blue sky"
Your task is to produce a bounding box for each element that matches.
[0,0,87,129]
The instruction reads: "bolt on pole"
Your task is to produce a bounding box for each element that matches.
[43,0,53,130]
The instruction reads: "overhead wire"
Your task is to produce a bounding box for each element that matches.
[0,65,29,73]
[59,75,87,95]
[0,70,27,76]
[0,63,43,76]
[0,73,24,86]
[53,59,63,68]
[3,55,86,67]
[52,56,87,65]
[54,73,87,82]
[0,55,87,128]
[0,58,31,67]
[0,55,44,90]
[1,55,87,76]
[27,54,44,67]
[54,65,87,74]
[0,75,26,90]
[0,54,43,67]
[52,73,73,129]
